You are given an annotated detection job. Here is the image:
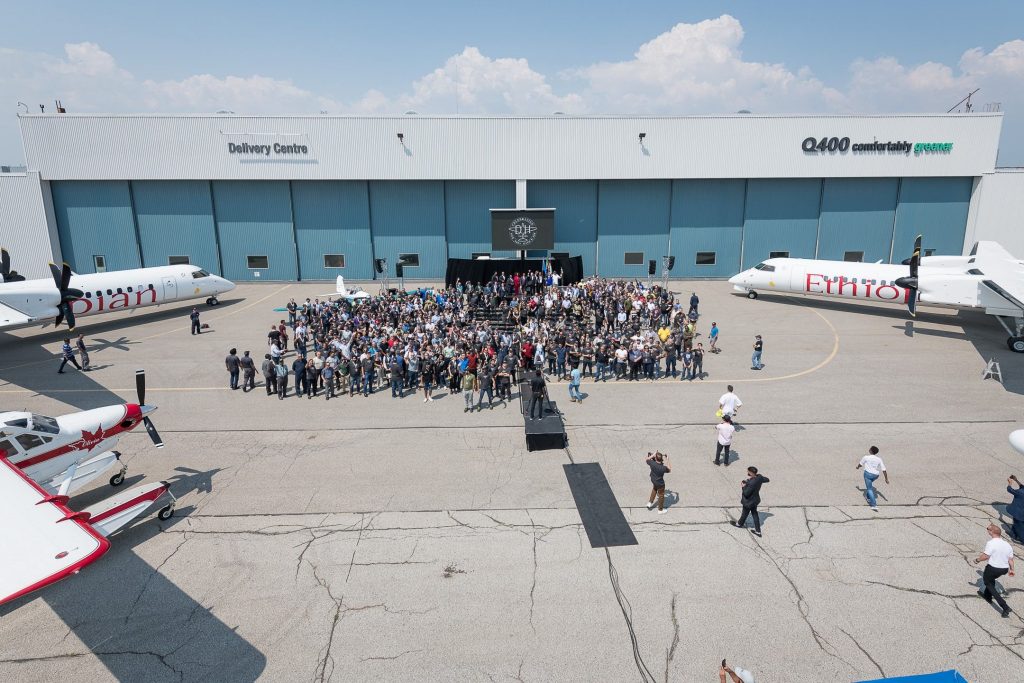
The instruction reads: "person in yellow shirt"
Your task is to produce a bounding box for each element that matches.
[657,324,671,343]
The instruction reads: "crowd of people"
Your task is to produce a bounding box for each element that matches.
[226,272,724,406]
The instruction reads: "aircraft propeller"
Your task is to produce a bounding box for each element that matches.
[894,234,922,317]
[48,262,84,330]
[135,369,164,448]
[1,249,25,282]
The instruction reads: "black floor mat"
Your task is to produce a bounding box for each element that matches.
[563,463,638,548]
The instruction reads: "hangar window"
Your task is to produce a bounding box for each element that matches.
[247,256,269,270]
[93,255,106,273]
[769,251,789,259]
[695,252,717,266]
[323,254,346,269]
[168,255,190,266]
[623,252,644,266]
[843,251,864,262]
[398,253,420,267]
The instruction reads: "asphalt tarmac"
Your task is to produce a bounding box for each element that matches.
[1,280,1023,682]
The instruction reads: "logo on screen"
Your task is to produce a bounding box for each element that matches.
[508,217,539,246]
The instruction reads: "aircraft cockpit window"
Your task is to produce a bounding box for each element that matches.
[0,438,16,456]
[754,263,775,272]
[5,418,28,429]
[30,414,60,434]
[192,269,210,279]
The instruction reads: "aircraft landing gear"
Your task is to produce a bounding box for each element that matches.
[206,297,220,306]
[158,505,175,520]
[747,290,758,299]
[1008,336,1024,353]
[109,464,127,487]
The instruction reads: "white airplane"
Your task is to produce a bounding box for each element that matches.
[0,370,175,605]
[729,237,1024,352]
[332,276,370,301]
[0,249,235,331]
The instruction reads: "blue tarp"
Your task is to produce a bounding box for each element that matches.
[856,671,968,683]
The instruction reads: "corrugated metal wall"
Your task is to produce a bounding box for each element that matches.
[51,180,141,273]
[596,180,670,277]
[816,178,899,262]
[212,181,297,281]
[741,179,822,269]
[444,180,516,259]
[527,180,598,275]
[892,177,973,262]
[669,179,746,278]
[0,173,57,278]
[292,181,373,280]
[368,181,446,279]
[132,180,221,273]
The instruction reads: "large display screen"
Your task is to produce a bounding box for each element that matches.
[490,209,555,251]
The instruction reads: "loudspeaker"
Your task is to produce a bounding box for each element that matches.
[648,259,657,276]
[374,258,385,274]
[396,263,404,278]
[666,256,676,271]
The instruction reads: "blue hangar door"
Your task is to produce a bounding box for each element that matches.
[132,181,221,273]
[51,181,142,273]
[368,181,447,280]
[741,179,822,270]
[212,181,298,281]
[292,181,374,281]
[669,180,745,278]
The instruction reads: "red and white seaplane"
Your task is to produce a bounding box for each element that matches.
[0,370,176,605]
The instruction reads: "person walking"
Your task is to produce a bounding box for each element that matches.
[645,451,671,515]
[225,348,240,390]
[733,466,769,536]
[1006,476,1024,542]
[190,307,201,335]
[751,335,764,370]
[719,385,742,420]
[856,446,889,512]
[57,338,82,373]
[274,358,290,399]
[528,370,547,420]
[568,364,582,403]
[76,333,90,371]
[262,354,276,397]
[975,523,1015,618]
[715,415,735,466]
[239,350,257,392]
[709,322,720,353]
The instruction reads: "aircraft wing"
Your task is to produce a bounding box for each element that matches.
[0,300,40,328]
[970,242,1024,313]
[0,456,110,605]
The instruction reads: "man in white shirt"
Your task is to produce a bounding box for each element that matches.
[975,523,1014,617]
[856,446,889,511]
[719,385,742,419]
[715,415,736,467]
[719,660,755,683]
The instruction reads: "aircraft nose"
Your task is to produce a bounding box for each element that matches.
[216,276,236,293]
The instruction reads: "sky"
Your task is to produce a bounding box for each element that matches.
[1,0,1022,164]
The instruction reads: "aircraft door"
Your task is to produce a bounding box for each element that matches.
[162,276,177,301]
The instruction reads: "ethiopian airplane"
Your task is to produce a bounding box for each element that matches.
[729,237,1024,352]
[0,250,234,331]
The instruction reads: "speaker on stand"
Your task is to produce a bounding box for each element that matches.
[647,259,656,288]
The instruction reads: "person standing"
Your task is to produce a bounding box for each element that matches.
[975,523,1014,618]
[751,335,764,370]
[688,292,699,317]
[390,356,404,399]
[57,338,82,373]
[322,361,335,401]
[292,354,307,399]
[462,369,477,412]
[76,333,90,371]
[709,322,720,353]
[856,446,889,512]
[733,466,769,536]
[693,343,705,380]
[715,415,735,466]
[719,660,755,683]
[306,356,321,399]
[1005,476,1024,542]
[262,354,276,397]
[568,364,582,403]
[681,347,694,381]
[239,350,257,392]
[528,370,547,420]
[190,307,201,335]
[477,364,495,410]
[225,348,240,390]
[719,385,742,420]
[275,358,289,400]
[645,452,671,515]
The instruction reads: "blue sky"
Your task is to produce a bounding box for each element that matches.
[2,0,1022,163]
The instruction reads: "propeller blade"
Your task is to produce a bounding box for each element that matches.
[143,416,164,449]
[60,262,72,292]
[908,291,918,317]
[909,234,922,278]
[65,305,76,331]
[66,288,84,299]
[48,262,63,290]
[54,308,65,328]
[1,249,9,280]
[135,369,146,405]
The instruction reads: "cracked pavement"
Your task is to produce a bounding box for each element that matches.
[1,282,1024,681]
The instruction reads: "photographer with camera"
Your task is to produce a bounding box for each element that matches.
[645,451,671,514]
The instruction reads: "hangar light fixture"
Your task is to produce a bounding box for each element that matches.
[397,133,405,143]
[638,133,646,144]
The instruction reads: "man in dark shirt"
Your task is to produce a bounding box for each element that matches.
[528,370,547,420]
[261,354,276,396]
[305,358,319,399]
[688,292,699,317]
[225,348,240,390]
[268,324,282,349]
[751,335,764,371]
[733,466,770,536]
[477,365,495,410]
[646,452,672,514]
[239,350,257,392]
[390,356,403,398]
[292,355,307,398]
[190,308,201,335]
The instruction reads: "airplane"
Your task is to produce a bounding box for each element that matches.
[728,236,1024,353]
[0,249,235,331]
[0,369,175,605]
[332,276,370,301]
[0,370,167,499]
